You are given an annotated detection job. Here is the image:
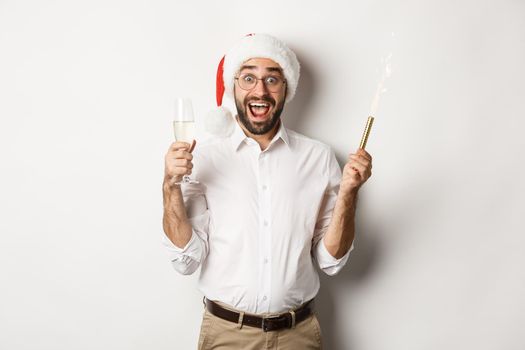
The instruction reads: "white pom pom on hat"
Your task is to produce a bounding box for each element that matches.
[205,33,301,137]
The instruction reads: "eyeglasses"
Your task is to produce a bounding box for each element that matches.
[234,73,286,93]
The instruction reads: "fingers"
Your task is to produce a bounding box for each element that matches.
[348,153,372,170]
[345,163,363,180]
[169,141,193,152]
[166,159,193,177]
[173,158,194,168]
[189,139,196,153]
[172,149,193,160]
[168,140,196,159]
[346,161,366,178]
[356,148,372,161]
[164,141,196,181]
[347,149,373,182]
[172,166,192,176]
[169,166,192,177]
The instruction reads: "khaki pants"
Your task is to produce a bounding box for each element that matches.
[197,301,323,350]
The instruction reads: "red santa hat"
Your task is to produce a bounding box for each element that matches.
[205,33,301,137]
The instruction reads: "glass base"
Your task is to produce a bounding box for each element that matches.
[174,175,199,185]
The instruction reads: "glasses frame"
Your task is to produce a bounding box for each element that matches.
[234,73,287,93]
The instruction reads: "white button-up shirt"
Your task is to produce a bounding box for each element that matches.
[162,119,354,314]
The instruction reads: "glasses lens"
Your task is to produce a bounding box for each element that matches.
[264,76,283,92]
[238,74,256,90]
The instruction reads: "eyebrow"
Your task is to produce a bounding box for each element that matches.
[266,67,284,74]
[239,65,283,74]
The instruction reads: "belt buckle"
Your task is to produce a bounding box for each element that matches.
[261,315,281,332]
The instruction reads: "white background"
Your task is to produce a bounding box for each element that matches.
[1,0,524,349]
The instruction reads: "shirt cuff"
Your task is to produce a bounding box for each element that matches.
[315,237,354,275]
[162,230,203,264]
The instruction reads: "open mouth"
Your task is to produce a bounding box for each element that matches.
[248,102,272,120]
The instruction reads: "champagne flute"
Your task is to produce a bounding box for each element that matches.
[173,97,199,185]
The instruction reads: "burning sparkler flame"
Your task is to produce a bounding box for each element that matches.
[370,52,393,116]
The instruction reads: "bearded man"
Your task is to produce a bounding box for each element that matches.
[162,33,373,350]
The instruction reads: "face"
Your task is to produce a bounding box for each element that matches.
[234,58,287,135]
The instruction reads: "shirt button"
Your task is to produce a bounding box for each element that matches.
[262,185,267,190]
[264,258,268,264]
[262,296,267,301]
[263,220,269,226]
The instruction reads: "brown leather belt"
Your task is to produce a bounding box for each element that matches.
[204,298,314,332]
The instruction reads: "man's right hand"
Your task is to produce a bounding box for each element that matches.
[164,140,196,187]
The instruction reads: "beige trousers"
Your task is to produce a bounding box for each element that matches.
[197,301,323,350]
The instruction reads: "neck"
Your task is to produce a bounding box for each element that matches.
[236,116,281,151]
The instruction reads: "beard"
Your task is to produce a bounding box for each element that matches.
[235,93,285,135]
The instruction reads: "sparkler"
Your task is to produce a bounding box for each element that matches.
[360,35,393,150]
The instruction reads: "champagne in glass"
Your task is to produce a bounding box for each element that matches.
[173,97,199,184]
[173,120,194,143]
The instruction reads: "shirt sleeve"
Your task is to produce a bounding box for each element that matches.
[162,180,210,275]
[311,148,354,276]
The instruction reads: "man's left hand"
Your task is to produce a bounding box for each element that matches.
[340,148,373,196]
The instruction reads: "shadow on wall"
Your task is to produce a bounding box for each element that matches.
[282,48,316,131]
[316,220,384,350]
[284,55,384,350]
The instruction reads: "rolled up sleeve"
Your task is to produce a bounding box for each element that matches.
[162,180,210,275]
[312,148,354,276]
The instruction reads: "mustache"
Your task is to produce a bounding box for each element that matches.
[245,95,275,106]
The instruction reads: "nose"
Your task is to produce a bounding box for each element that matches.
[252,78,269,96]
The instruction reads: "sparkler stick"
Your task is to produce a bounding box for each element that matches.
[359,116,374,149]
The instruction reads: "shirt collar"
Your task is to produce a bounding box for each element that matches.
[230,117,290,152]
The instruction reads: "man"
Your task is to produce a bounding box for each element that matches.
[162,33,372,350]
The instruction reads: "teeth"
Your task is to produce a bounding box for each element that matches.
[249,103,269,107]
